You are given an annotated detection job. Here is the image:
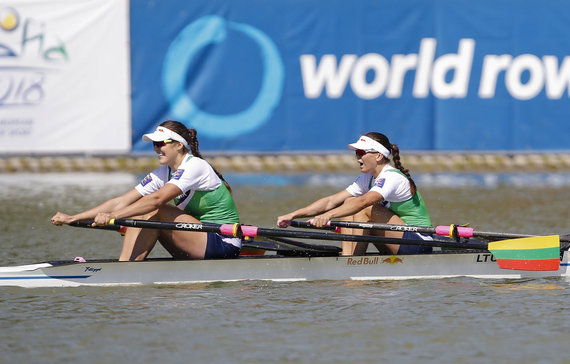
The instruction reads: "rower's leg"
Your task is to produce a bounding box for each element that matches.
[119,206,208,261]
[370,204,404,255]
[341,205,371,256]
[340,203,408,256]
[119,210,160,261]
[154,207,208,259]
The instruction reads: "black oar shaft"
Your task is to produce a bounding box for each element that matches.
[292,220,437,234]
[114,218,222,233]
[71,219,490,250]
[70,221,285,253]
[258,236,340,252]
[113,219,489,250]
[292,220,570,243]
[257,227,488,249]
[70,219,341,253]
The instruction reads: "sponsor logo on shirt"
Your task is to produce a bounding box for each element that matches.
[374,178,385,188]
[172,169,185,180]
[140,174,152,186]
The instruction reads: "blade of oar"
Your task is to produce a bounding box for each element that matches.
[488,235,560,271]
[291,220,570,243]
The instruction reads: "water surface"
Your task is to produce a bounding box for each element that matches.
[1,172,569,363]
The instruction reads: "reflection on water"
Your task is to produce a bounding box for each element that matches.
[0,172,569,363]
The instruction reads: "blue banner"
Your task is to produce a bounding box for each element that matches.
[130,0,570,153]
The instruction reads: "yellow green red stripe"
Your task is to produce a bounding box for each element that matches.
[488,235,560,271]
[490,246,559,260]
[495,259,560,271]
[488,235,559,251]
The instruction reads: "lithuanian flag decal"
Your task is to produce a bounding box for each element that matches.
[488,235,560,271]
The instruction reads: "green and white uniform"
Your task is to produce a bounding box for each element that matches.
[345,164,432,227]
[136,153,240,248]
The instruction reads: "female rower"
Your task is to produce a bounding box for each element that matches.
[276,132,432,256]
[51,120,241,261]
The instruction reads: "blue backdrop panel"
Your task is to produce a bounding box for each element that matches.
[130,0,570,153]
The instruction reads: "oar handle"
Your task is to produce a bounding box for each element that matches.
[70,220,127,235]
[290,220,337,231]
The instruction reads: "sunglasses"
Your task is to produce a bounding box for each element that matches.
[153,139,176,148]
[355,149,376,158]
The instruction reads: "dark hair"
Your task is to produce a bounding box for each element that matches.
[364,131,417,196]
[159,120,232,193]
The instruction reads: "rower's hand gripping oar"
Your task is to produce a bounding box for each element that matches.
[69,220,127,235]
[105,219,560,271]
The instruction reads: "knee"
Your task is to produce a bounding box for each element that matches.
[371,204,401,224]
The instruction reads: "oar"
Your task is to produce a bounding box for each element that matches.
[69,220,339,255]
[290,220,570,243]
[106,219,342,253]
[107,218,560,271]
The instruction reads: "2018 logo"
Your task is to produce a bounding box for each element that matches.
[0,7,68,107]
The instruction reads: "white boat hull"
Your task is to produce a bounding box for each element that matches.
[1,251,568,288]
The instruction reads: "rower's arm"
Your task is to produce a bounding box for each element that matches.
[277,190,352,227]
[57,188,143,224]
[312,191,383,227]
[109,183,182,220]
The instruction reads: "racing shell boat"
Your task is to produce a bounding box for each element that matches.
[1,248,568,288]
[2,218,567,288]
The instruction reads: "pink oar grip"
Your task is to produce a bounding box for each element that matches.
[457,227,474,237]
[219,224,235,235]
[435,225,474,237]
[434,226,449,236]
[220,224,258,237]
[240,225,258,237]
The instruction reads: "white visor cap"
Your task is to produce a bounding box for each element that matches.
[142,126,188,147]
[348,135,391,158]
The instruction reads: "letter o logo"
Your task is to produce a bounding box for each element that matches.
[162,15,285,138]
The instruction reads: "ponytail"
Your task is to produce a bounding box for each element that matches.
[391,144,416,196]
[186,128,233,194]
